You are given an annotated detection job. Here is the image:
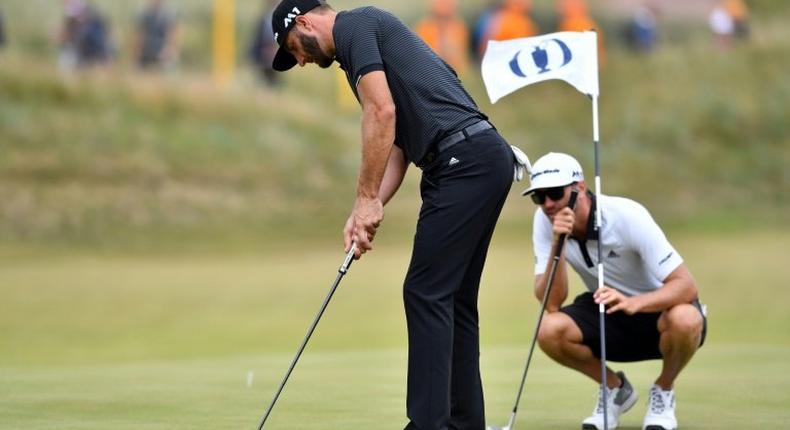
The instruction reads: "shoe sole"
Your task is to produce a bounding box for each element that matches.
[581,418,621,430]
[581,423,619,430]
[644,426,676,430]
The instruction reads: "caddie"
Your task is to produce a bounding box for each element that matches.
[524,152,707,430]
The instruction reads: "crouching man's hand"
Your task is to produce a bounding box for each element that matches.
[595,286,643,315]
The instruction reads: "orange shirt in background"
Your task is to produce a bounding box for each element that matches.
[558,0,605,64]
[415,16,470,74]
[486,0,538,41]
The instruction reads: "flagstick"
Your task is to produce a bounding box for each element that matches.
[592,94,609,430]
[480,31,604,430]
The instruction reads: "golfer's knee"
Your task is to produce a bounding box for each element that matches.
[403,283,434,305]
[537,314,570,351]
[664,304,703,339]
[403,284,454,325]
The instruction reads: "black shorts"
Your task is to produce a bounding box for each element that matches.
[559,292,708,362]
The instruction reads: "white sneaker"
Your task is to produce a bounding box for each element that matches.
[642,385,678,430]
[582,371,639,430]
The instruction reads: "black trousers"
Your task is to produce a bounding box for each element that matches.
[404,129,513,430]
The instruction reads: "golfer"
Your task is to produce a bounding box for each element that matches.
[524,153,707,430]
[271,1,523,428]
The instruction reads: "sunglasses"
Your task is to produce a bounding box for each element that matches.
[530,186,567,205]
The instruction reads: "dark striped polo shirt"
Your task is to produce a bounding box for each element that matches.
[332,6,486,164]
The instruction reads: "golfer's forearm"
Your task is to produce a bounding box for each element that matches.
[635,266,697,312]
[357,106,394,199]
[535,251,569,311]
[378,146,407,205]
[357,72,396,200]
[546,272,569,312]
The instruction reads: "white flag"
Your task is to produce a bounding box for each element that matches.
[481,31,599,104]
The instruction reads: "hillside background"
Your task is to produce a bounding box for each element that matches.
[1,0,787,253]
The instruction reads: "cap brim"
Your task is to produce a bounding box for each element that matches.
[272,47,297,72]
[521,180,576,197]
[521,187,538,196]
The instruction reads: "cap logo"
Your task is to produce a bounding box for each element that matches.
[283,7,301,29]
[530,168,559,180]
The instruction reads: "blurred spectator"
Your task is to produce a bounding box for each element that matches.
[471,1,497,61]
[248,0,280,87]
[709,2,735,49]
[414,0,470,74]
[473,0,539,59]
[625,4,658,53]
[58,0,113,71]
[133,0,180,70]
[0,9,6,49]
[558,0,596,32]
[557,0,604,62]
[725,0,749,39]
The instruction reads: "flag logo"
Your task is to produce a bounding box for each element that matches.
[509,39,573,78]
[482,31,599,103]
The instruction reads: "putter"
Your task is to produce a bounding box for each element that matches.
[255,244,357,430]
[488,189,579,430]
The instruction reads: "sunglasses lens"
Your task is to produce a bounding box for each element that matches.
[531,186,567,205]
[546,187,566,201]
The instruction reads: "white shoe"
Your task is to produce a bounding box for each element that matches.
[642,385,678,430]
[582,371,639,430]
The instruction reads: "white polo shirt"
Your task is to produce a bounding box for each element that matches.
[533,194,683,297]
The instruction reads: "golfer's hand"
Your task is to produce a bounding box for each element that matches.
[595,287,642,315]
[344,196,383,259]
[343,214,356,256]
[551,207,575,241]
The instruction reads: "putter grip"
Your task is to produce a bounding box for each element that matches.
[556,189,579,246]
[339,243,356,274]
[567,188,579,211]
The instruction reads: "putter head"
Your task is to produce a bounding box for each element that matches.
[486,426,510,430]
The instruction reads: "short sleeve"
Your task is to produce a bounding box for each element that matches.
[533,209,553,275]
[336,12,385,87]
[622,202,683,282]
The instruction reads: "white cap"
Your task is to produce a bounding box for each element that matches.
[521,152,584,196]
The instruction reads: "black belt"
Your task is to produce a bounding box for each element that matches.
[417,120,493,168]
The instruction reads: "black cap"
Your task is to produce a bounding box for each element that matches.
[271,0,324,71]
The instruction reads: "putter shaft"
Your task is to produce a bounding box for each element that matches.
[256,245,356,429]
[499,190,578,430]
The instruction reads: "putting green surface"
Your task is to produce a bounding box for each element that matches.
[2,230,789,429]
[3,344,789,429]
